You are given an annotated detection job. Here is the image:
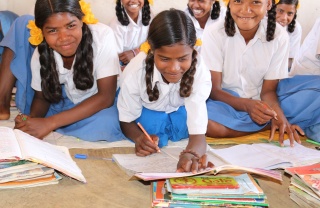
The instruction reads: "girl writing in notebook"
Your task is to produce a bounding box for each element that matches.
[117,9,213,173]
[275,0,301,69]
[109,0,152,70]
[202,0,303,146]
[12,0,124,142]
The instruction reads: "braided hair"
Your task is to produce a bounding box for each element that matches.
[276,0,299,33]
[224,0,277,41]
[145,9,198,102]
[34,0,94,103]
[115,0,151,26]
[187,0,221,20]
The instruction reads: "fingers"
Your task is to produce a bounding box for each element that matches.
[268,124,276,142]
[177,154,214,173]
[135,137,160,156]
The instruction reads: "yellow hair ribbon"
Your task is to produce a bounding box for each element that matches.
[27,20,43,46]
[140,41,151,54]
[195,39,202,47]
[79,0,98,24]
[222,0,229,7]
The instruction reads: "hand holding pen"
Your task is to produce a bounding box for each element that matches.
[135,122,160,156]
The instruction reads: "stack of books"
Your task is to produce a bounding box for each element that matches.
[0,126,86,185]
[151,173,269,208]
[0,160,61,189]
[285,163,320,207]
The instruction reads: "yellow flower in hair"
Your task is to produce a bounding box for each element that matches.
[27,20,43,46]
[79,0,98,24]
[195,39,202,47]
[140,41,151,54]
[296,2,300,9]
[148,0,154,6]
[222,0,229,6]
[275,0,280,4]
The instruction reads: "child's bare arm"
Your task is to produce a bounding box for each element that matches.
[176,134,213,173]
[120,121,160,156]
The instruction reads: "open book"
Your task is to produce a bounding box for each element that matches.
[0,126,86,183]
[210,140,320,170]
[112,146,282,181]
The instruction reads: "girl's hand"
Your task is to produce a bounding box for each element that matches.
[269,115,303,147]
[14,117,54,139]
[247,100,277,125]
[135,134,160,156]
[119,50,135,65]
[176,152,214,173]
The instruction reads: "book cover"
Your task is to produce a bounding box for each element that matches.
[286,163,320,197]
[169,176,239,190]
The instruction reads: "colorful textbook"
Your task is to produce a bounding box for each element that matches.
[285,163,320,202]
[0,126,86,183]
[151,174,269,207]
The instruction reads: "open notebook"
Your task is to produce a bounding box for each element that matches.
[0,126,86,183]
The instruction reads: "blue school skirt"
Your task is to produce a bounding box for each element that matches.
[0,15,35,115]
[206,89,268,132]
[46,86,125,142]
[135,106,189,148]
[277,75,320,141]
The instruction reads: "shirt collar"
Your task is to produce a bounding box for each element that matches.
[126,10,143,27]
[234,19,267,43]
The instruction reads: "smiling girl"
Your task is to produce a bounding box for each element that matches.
[12,0,124,142]
[275,0,301,69]
[117,9,212,173]
[109,0,152,70]
[202,0,303,146]
[185,0,225,40]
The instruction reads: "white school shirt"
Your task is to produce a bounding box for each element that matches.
[287,21,302,59]
[290,17,320,76]
[31,23,120,104]
[117,52,212,134]
[201,19,289,100]
[109,10,152,54]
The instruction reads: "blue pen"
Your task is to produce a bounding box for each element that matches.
[74,154,113,161]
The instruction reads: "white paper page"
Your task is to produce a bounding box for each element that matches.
[0,127,22,159]
[210,143,291,169]
[253,140,320,167]
[211,140,320,170]
[14,129,86,183]
[113,146,184,173]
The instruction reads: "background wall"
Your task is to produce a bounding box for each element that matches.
[0,0,319,42]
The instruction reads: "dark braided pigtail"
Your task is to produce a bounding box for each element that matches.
[115,0,129,26]
[287,13,296,33]
[266,1,277,41]
[38,42,62,103]
[211,1,221,20]
[224,5,235,37]
[180,50,197,98]
[145,52,159,101]
[142,0,151,26]
[73,23,94,90]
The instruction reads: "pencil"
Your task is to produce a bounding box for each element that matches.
[137,122,160,153]
[306,139,320,146]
